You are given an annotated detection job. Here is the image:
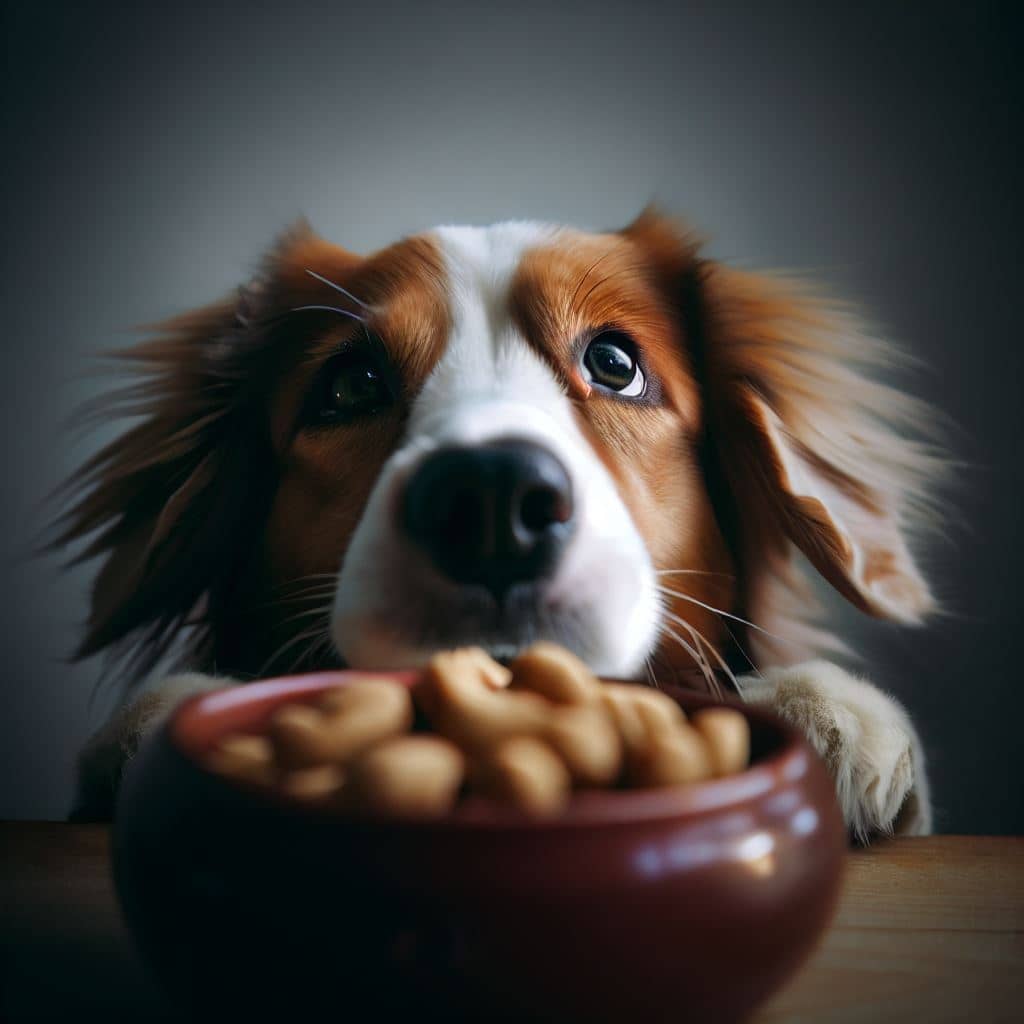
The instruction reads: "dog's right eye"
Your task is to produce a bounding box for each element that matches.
[304,347,394,426]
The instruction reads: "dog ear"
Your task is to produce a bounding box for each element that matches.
[52,220,357,675]
[688,258,943,629]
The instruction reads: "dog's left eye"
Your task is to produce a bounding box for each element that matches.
[307,348,393,425]
[581,332,646,398]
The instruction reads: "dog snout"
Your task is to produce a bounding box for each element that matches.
[401,438,575,597]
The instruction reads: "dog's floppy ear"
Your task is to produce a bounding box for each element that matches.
[52,220,357,675]
[624,209,943,636]
[728,377,932,622]
[688,257,943,629]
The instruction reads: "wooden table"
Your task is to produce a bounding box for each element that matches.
[1,824,1021,1022]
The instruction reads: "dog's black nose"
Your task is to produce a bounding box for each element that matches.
[401,439,575,597]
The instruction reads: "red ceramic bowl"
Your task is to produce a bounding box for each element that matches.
[113,671,845,1023]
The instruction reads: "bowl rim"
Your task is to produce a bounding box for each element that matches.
[168,670,819,831]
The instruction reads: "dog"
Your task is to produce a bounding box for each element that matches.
[59,209,942,836]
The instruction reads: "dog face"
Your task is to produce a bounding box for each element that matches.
[328,221,729,677]
[57,211,939,683]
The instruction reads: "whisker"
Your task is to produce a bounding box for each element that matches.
[254,597,337,619]
[270,573,339,589]
[715,616,763,681]
[262,573,339,597]
[662,610,739,698]
[248,581,339,615]
[642,654,657,687]
[258,618,332,677]
[274,583,339,599]
[646,646,679,689]
[660,622,711,688]
[295,634,330,673]
[263,582,338,599]
[656,585,788,644]
[304,633,337,671]
[655,569,735,579]
[291,304,366,323]
[686,627,723,699]
[669,614,720,696]
[304,269,372,311]
[655,583,772,680]
[278,603,335,628]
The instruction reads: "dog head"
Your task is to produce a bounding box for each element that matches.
[56,210,941,684]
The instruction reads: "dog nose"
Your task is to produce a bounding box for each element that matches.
[401,439,575,596]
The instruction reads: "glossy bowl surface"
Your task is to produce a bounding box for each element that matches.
[114,670,846,1023]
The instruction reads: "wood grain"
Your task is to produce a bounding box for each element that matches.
[1,825,1022,1022]
[758,837,1024,1023]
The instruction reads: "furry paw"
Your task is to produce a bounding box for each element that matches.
[739,661,931,840]
[70,672,232,822]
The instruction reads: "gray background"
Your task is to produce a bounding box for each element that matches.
[2,1,1021,831]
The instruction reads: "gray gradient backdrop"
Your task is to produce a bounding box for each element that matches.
[2,1,1021,831]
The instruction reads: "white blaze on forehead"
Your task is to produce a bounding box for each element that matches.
[414,221,567,431]
[432,219,561,338]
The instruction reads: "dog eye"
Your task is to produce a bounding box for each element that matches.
[581,332,645,398]
[308,349,393,425]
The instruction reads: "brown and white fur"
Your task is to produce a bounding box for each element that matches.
[59,210,942,837]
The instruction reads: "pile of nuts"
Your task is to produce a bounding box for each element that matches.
[205,643,750,819]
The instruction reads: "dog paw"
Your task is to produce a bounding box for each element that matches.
[739,661,932,840]
[70,672,232,822]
